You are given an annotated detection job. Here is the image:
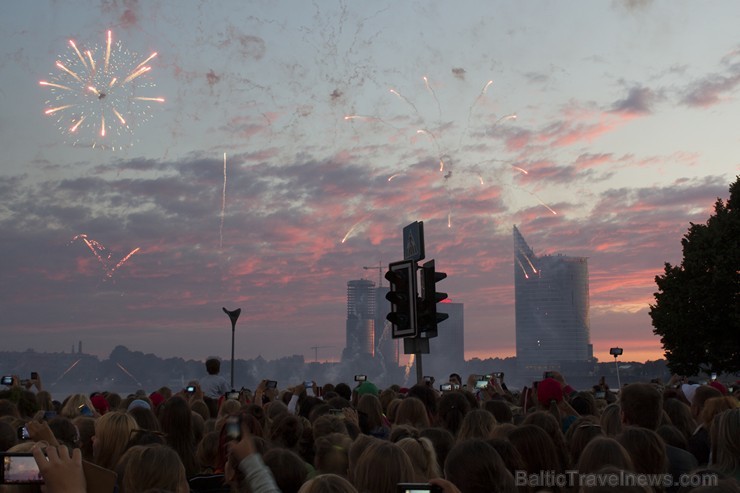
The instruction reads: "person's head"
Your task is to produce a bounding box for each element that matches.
[395,397,430,429]
[619,383,662,430]
[405,384,438,420]
[688,385,722,418]
[449,373,462,386]
[485,438,526,480]
[314,432,352,477]
[571,391,597,416]
[334,383,352,401]
[617,427,667,476]
[508,424,563,474]
[298,474,358,493]
[270,413,304,450]
[662,397,696,443]
[127,405,161,432]
[600,403,623,437]
[205,358,221,375]
[656,424,688,450]
[699,396,737,430]
[566,417,603,466]
[444,438,516,493]
[397,436,440,481]
[312,414,348,441]
[347,434,377,483]
[93,410,139,470]
[437,391,471,436]
[263,447,309,493]
[576,436,634,474]
[72,416,95,461]
[353,441,415,493]
[420,427,455,473]
[118,444,188,493]
[712,408,740,476]
[356,393,384,433]
[456,408,497,442]
[60,393,96,419]
[483,400,513,425]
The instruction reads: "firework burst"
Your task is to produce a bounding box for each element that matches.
[40,30,164,150]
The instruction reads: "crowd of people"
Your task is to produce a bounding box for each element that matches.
[0,358,738,493]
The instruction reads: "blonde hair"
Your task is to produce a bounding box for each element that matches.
[353,441,415,493]
[94,410,139,470]
[397,436,441,481]
[394,397,430,429]
[60,394,96,419]
[711,408,740,475]
[298,473,358,493]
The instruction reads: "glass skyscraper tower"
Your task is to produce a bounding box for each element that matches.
[514,226,592,375]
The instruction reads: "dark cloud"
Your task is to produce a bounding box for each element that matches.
[451,67,466,80]
[610,86,657,115]
[680,71,740,108]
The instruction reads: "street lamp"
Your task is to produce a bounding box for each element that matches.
[222,307,241,388]
[610,347,623,390]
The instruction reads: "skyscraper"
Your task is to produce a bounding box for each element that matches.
[342,279,376,361]
[514,226,593,377]
[374,285,399,369]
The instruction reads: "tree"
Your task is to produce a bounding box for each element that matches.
[650,176,739,376]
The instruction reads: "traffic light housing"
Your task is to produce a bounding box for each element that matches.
[385,260,418,338]
[418,259,448,338]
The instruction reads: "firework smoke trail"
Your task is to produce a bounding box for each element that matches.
[516,258,529,279]
[458,80,493,151]
[341,219,365,243]
[416,129,445,172]
[512,166,529,175]
[220,152,227,249]
[387,173,402,182]
[404,354,415,386]
[389,88,421,117]
[519,249,538,273]
[423,76,442,122]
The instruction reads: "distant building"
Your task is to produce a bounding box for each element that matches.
[342,280,376,361]
[514,226,593,378]
[426,300,464,379]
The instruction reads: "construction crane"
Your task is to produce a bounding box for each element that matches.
[363,260,384,287]
[310,345,334,363]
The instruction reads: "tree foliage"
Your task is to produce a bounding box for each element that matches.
[650,176,740,376]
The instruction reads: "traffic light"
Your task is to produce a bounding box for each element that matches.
[385,260,418,338]
[418,259,448,338]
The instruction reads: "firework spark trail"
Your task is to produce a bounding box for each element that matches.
[344,114,399,130]
[69,40,87,69]
[71,234,140,278]
[104,30,112,74]
[416,129,445,171]
[116,362,142,386]
[520,250,538,273]
[54,359,82,384]
[458,80,494,151]
[387,173,402,181]
[108,247,140,278]
[423,76,442,122]
[512,166,529,175]
[404,354,415,386]
[516,258,529,279]
[220,152,227,249]
[341,219,364,243]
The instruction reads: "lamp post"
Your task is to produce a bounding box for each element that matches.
[610,347,623,390]
[222,307,241,389]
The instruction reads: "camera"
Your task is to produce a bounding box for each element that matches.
[354,375,367,382]
[397,483,442,493]
[1,376,13,386]
[186,385,196,393]
[609,347,623,356]
[265,380,278,389]
[226,391,240,400]
[0,453,44,484]
[224,415,241,441]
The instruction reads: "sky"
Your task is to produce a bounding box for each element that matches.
[1,0,738,365]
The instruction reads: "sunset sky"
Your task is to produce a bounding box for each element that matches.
[1,1,738,365]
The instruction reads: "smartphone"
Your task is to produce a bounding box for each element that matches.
[224,416,241,440]
[475,380,489,390]
[544,371,554,379]
[354,375,367,382]
[265,380,278,389]
[78,404,93,417]
[30,372,38,380]
[186,385,196,393]
[226,391,240,400]
[423,376,432,382]
[594,391,606,399]
[440,383,452,392]
[397,483,442,493]
[0,453,44,484]
[17,426,30,441]
[711,372,717,381]
[304,380,313,388]
[1,376,12,386]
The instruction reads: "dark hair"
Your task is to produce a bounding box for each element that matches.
[205,358,221,375]
[444,439,516,493]
[483,400,513,424]
[617,427,667,477]
[406,384,438,418]
[438,391,471,435]
[576,437,634,474]
[159,396,198,477]
[263,448,309,493]
[334,383,352,401]
[508,425,564,475]
[420,427,455,473]
[270,413,304,449]
[620,383,663,430]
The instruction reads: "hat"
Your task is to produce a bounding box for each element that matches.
[681,384,700,405]
[90,395,110,415]
[537,378,563,406]
[149,392,165,408]
[708,381,728,396]
[127,399,151,411]
[355,381,379,396]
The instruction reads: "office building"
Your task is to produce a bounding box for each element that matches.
[514,226,593,377]
[342,279,376,361]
